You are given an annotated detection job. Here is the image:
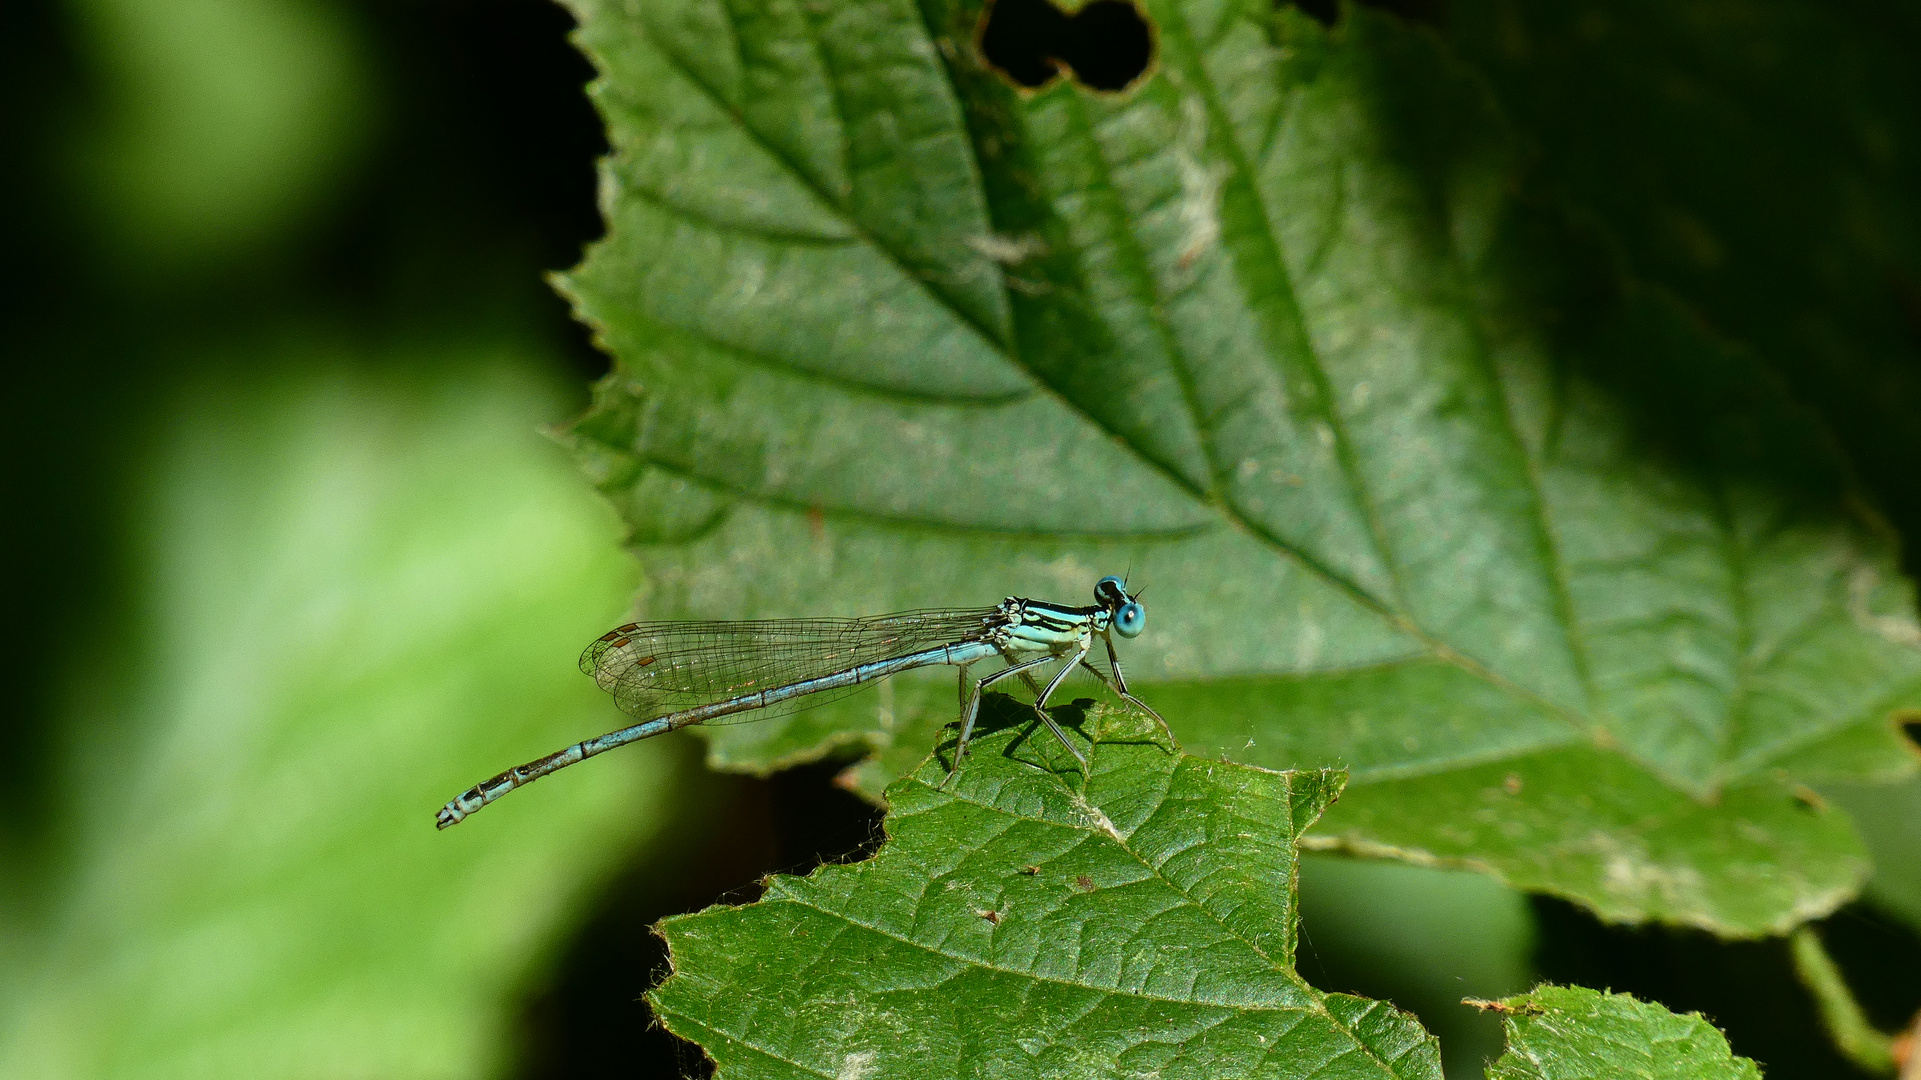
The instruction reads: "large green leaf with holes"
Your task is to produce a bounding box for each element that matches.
[650,702,1445,1079]
[555,0,1921,936]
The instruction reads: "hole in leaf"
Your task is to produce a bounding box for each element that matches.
[1901,715,1921,753]
[979,0,1154,93]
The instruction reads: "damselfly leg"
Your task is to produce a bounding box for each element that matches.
[1084,635,1181,750]
[947,653,1062,787]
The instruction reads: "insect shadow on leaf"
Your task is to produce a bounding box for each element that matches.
[936,692,1095,774]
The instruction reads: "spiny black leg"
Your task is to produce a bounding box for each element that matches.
[1093,638,1181,750]
[1031,644,1091,766]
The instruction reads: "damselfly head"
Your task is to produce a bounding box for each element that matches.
[1096,575,1147,637]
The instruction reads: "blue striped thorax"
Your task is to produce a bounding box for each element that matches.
[993,598,1098,651]
[978,575,1144,654]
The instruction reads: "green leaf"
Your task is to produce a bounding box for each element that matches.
[1823,774,1921,934]
[1475,986,1761,1080]
[649,702,1444,1079]
[0,354,679,1080]
[556,0,1921,935]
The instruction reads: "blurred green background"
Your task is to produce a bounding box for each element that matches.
[3,0,1918,1077]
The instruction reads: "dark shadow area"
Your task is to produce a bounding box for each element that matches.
[512,749,886,1080]
[1435,0,1921,578]
[979,0,1153,92]
[1825,903,1921,1037]
[1288,0,1340,25]
[1532,896,1921,1078]
[1363,25,1867,541]
[1284,0,1444,29]
[0,0,110,839]
[0,0,612,839]
[322,0,611,384]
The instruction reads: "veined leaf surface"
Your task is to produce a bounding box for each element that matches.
[557,0,1921,935]
[651,704,1443,1080]
[1477,986,1761,1080]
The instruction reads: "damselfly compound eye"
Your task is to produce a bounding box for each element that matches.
[1114,601,1146,638]
[1095,575,1127,608]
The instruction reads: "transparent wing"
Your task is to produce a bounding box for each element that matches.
[578,608,1005,723]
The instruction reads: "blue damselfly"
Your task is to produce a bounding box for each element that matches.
[436,576,1169,828]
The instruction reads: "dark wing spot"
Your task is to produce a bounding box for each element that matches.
[608,637,631,649]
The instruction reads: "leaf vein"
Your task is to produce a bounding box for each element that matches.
[642,21,1008,352]
[1167,3,1409,616]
